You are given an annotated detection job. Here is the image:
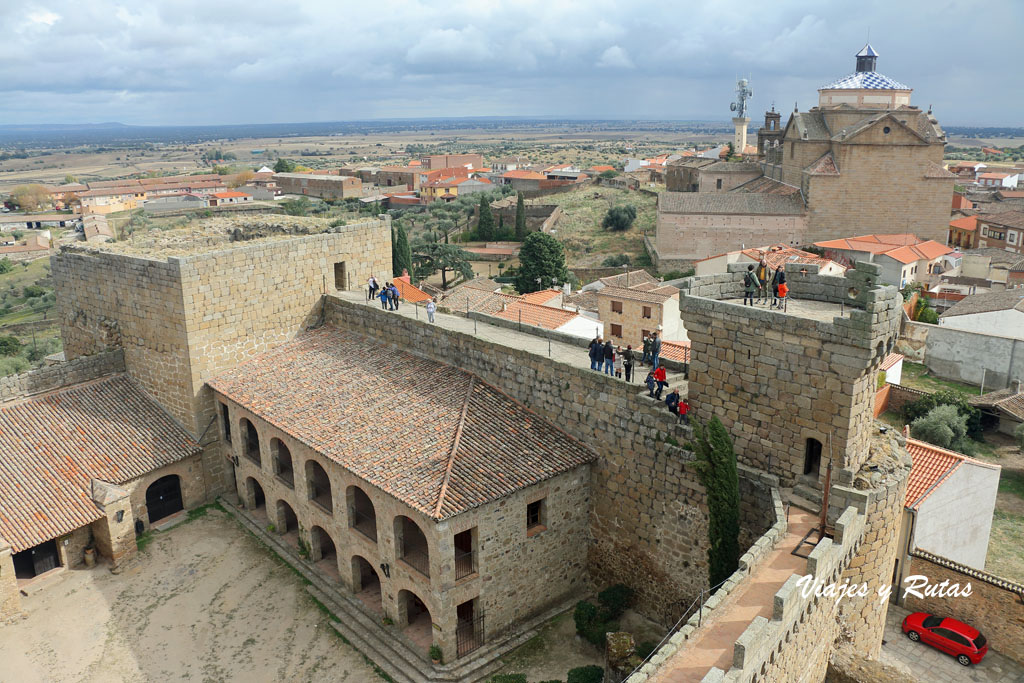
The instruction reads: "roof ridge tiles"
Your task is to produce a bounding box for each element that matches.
[434,377,475,516]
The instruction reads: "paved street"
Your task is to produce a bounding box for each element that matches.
[882,604,1024,683]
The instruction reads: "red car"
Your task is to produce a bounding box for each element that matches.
[902,612,988,666]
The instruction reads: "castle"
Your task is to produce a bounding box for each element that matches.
[653,45,955,268]
[0,206,914,681]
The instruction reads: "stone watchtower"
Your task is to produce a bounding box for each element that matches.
[680,261,900,490]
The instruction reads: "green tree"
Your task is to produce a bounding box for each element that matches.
[902,389,982,439]
[689,416,740,587]
[393,225,413,279]
[22,285,45,298]
[0,258,12,275]
[917,307,939,324]
[599,169,619,179]
[514,192,527,241]
[515,232,569,294]
[602,204,638,232]
[273,158,297,173]
[9,184,51,212]
[911,404,975,454]
[413,242,473,289]
[0,335,21,357]
[280,197,310,216]
[476,193,496,241]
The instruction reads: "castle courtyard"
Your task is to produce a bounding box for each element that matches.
[0,508,380,683]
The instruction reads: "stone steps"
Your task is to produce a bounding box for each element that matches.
[783,485,821,515]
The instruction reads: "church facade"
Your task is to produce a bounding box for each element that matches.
[654,45,954,267]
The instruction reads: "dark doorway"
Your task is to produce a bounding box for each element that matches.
[147,474,184,524]
[456,598,485,657]
[804,438,822,477]
[334,262,347,290]
[13,539,61,579]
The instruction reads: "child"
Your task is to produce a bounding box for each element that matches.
[645,371,657,397]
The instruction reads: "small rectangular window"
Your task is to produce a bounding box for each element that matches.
[716,178,723,190]
[611,324,622,337]
[221,403,231,443]
[642,306,652,319]
[527,499,545,532]
[611,301,623,314]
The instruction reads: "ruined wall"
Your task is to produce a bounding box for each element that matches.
[324,296,709,625]
[679,263,901,487]
[903,551,1024,665]
[0,349,124,403]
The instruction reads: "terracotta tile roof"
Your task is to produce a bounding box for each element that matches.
[980,210,1024,230]
[733,244,839,271]
[520,289,561,305]
[661,340,691,363]
[978,172,1011,180]
[208,328,595,519]
[806,152,840,176]
[494,300,579,330]
[502,170,547,180]
[879,353,903,372]
[440,286,516,315]
[597,270,659,289]
[883,241,953,265]
[589,165,615,172]
[924,162,956,179]
[393,276,432,304]
[459,277,501,292]
[0,375,202,552]
[659,191,805,215]
[970,388,1024,421]
[598,284,678,305]
[212,191,250,199]
[564,290,599,312]
[949,215,978,232]
[814,233,923,254]
[904,436,998,510]
[731,176,802,196]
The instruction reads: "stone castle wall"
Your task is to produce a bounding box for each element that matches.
[679,263,901,488]
[654,210,808,263]
[0,349,124,403]
[324,296,711,625]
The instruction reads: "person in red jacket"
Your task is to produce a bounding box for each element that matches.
[653,365,667,399]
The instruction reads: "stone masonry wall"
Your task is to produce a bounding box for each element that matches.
[903,551,1024,665]
[324,296,709,625]
[654,210,808,263]
[679,263,901,488]
[0,349,124,403]
[123,453,209,532]
[219,396,590,663]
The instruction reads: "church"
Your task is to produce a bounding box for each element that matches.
[653,45,955,267]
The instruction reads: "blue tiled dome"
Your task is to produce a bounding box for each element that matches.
[821,71,909,91]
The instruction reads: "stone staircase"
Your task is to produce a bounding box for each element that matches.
[784,482,822,515]
[221,497,579,683]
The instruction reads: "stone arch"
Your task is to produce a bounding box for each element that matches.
[275,499,298,533]
[394,515,430,577]
[245,476,266,511]
[271,438,294,488]
[310,525,340,582]
[347,485,377,542]
[305,459,333,512]
[351,555,383,615]
[240,417,261,466]
[397,589,434,649]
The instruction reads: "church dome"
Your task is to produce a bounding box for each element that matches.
[820,71,909,91]
[818,44,912,108]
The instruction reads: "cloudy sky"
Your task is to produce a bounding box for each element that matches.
[1,0,1019,126]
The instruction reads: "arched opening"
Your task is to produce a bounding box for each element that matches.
[310,525,339,581]
[305,460,333,513]
[275,500,299,549]
[146,474,184,524]
[245,477,267,523]
[241,418,261,466]
[394,515,430,577]
[272,438,294,488]
[352,555,382,614]
[803,438,822,478]
[347,485,377,542]
[398,589,434,650]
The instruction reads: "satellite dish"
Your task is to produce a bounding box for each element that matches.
[730,102,737,112]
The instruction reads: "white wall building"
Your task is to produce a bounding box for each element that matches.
[939,289,1024,338]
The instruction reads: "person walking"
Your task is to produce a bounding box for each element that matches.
[771,264,787,309]
[378,284,391,310]
[426,298,437,323]
[367,275,378,301]
[755,257,770,305]
[645,370,657,397]
[623,345,635,382]
[743,264,758,306]
[614,346,624,379]
[389,283,401,311]
[650,331,662,370]
[653,365,667,399]
[602,340,615,376]
[641,334,652,366]
[588,337,603,371]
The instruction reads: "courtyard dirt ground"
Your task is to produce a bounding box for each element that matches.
[0,507,382,683]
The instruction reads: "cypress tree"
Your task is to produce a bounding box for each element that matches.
[393,225,413,279]
[477,193,495,241]
[514,191,527,241]
[689,416,740,587]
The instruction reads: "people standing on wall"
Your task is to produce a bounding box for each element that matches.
[653,365,667,399]
[379,284,391,310]
[588,337,603,371]
[614,346,624,379]
[389,283,401,311]
[756,257,770,305]
[603,340,615,376]
[743,264,758,306]
[623,345,635,382]
[650,331,662,370]
[426,298,437,323]
[641,334,652,366]
[645,370,657,397]
[771,264,787,309]
[367,275,379,301]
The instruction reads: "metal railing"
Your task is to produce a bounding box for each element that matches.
[275,466,294,489]
[401,547,430,577]
[455,549,476,580]
[308,484,333,513]
[350,508,377,542]
[456,614,485,658]
[244,448,261,466]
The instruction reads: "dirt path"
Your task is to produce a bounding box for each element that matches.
[0,508,380,683]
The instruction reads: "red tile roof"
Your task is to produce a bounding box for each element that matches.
[814,233,923,254]
[883,241,953,265]
[502,170,547,180]
[393,275,432,304]
[212,191,250,198]
[494,300,578,330]
[598,284,678,305]
[904,436,997,510]
[589,165,615,172]
[208,328,595,519]
[519,289,561,305]
[661,340,691,363]
[879,353,903,372]
[949,215,978,233]
[0,376,203,552]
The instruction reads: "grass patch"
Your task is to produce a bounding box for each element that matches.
[900,363,981,395]
[985,509,1024,583]
[998,469,1024,500]
[542,185,658,268]
[136,530,155,552]
[187,501,222,521]
[136,501,225,552]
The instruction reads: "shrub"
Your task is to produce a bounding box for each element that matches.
[602,205,637,232]
[917,307,939,324]
[0,335,21,356]
[0,355,29,377]
[429,644,443,663]
[599,169,618,179]
[911,404,974,454]
[0,257,12,274]
[659,268,695,281]
[635,640,659,660]
[573,600,598,633]
[597,583,635,620]
[489,675,527,683]
[567,665,604,683]
[22,285,46,298]
[601,253,631,267]
[902,390,982,439]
